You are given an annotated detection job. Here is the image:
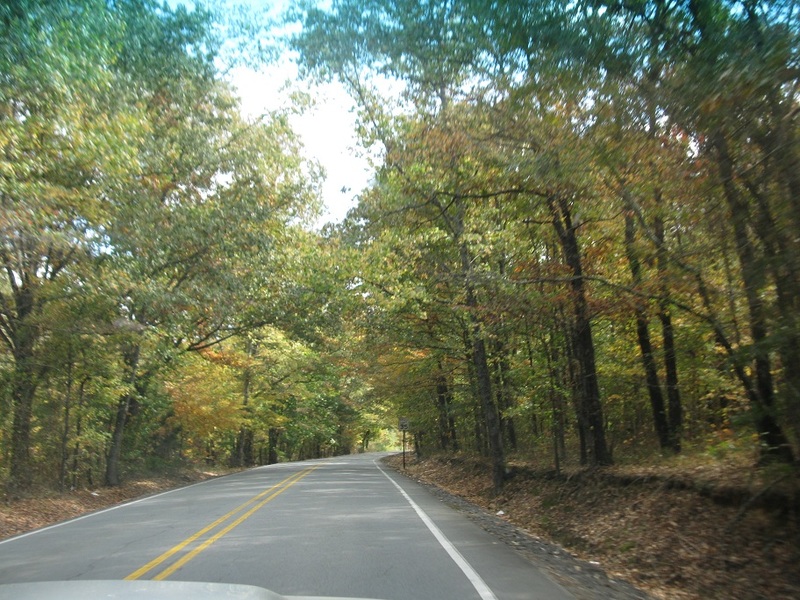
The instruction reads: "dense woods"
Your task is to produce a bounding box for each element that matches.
[1,0,798,495]
[0,0,369,492]
[294,0,800,490]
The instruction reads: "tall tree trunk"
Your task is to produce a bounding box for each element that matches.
[59,352,74,492]
[6,284,46,492]
[492,340,517,451]
[625,213,671,450]
[767,244,800,454]
[267,428,279,465]
[543,328,566,472]
[560,317,588,465]
[459,239,505,491]
[653,209,682,453]
[548,194,612,466]
[462,331,487,456]
[473,404,487,456]
[70,380,88,490]
[9,365,37,492]
[658,301,682,453]
[435,365,457,451]
[752,121,800,453]
[106,393,132,487]
[234,357,254,468]
[492,253,517,451]
[105,344,141,487]
[714,131,794,462]
[447,399,458,452]
[234,428,254,468]
[469,325,505,491]
[446,198,505,490]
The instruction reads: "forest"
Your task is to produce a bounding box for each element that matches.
[1,0,799,496]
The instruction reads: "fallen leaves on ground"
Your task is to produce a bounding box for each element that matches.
[0,472,221,541]
[388,454,800,600]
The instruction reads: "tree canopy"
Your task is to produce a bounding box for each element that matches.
[292,0,800,487]
[2,0,798,493]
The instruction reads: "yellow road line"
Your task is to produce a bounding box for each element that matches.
[126,466,318,581]
[152,466,316,580]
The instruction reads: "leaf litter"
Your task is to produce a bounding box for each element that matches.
[384,454,800,600]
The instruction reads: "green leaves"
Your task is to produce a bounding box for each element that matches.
[0,0,333,488]
[291,0,800,466]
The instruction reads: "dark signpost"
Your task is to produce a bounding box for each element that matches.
[398,417,409,469]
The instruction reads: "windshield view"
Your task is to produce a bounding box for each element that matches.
[1,1,798,599]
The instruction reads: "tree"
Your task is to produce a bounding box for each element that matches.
[96,0,322,485]
[456,0,798,461]
[0,0,141,491]
[294,0,619,476]
[577,0,798,459]
[292,0,800,471]
[1,0,328,490]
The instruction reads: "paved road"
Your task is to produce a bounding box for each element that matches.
[0,454,574,600]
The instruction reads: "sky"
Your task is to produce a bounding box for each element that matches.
[231,63,373,226]
[225,1,375,227]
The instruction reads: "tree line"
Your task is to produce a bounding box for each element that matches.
[0,0,376,493]
[294,0,800,491]
[3,0,798,495]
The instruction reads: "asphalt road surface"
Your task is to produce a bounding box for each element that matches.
[0,453,575,600]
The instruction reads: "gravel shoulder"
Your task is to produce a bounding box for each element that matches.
[382,453,800,600]
[385,457,652,600]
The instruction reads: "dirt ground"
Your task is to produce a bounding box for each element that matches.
[385,453,800,600]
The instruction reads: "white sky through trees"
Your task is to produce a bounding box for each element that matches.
[162,0,374,226]
[231,60,372,226]
[224,0,373,227]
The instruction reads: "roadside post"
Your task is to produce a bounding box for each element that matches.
[399,417,409,469]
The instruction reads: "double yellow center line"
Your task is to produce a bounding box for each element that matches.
[125,465,318,581]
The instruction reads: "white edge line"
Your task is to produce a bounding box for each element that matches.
[0,462,314,546]
[0,474,224,546]
[375,460,499,600]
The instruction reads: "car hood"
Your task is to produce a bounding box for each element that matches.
[0,580,385,600]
